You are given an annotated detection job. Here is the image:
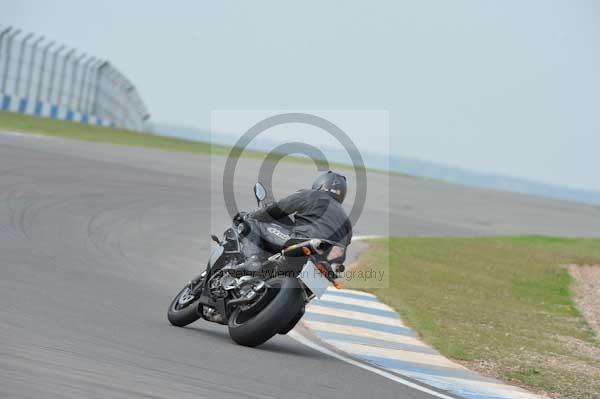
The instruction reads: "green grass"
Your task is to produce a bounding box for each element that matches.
[0,111,259,157]
[0,112,357,170]
[347,236,600,398]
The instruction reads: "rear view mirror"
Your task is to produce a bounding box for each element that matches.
[253,182,267,205]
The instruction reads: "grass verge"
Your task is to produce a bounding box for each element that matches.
[0,111,257,157]
[0,112,353,170]
[347,236,600,398]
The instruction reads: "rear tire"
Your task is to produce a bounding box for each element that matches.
[228,277,304,347]
[167,285,202,327]
[278,304,305,335]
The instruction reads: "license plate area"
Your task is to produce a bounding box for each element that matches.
[299,260,330,298]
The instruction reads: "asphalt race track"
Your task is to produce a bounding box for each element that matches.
[2,132,600,399]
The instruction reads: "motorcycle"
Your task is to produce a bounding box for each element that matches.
[167,182,346,347]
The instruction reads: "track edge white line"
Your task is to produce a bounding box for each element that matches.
[288,330,456,399]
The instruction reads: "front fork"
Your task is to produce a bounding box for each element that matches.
[189,270,207,296]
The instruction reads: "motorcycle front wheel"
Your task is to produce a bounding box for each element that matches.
[228,277,304,347]
[167,284,203,327]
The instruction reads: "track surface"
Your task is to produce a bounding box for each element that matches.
[2,132,599,399]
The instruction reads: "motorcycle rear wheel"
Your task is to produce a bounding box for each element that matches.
[228,277,304,347]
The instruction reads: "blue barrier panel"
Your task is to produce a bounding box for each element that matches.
[66,110,74,121]
[18,98,28,113]
[50,105,58,119]
[2,95,11,111]
[35,101,43,116]
[81,113,89,124]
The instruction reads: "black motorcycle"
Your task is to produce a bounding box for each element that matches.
[167,182,346,347]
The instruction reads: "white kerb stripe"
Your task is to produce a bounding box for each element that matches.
[306,304,406,328]
[317,293,394,311]
[329,340,464,369]
[302,320,430,348]
[330,287,377,298]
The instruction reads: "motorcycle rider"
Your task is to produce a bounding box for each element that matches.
[232,171,352,274]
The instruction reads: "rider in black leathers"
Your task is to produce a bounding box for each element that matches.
[234,171,352,272]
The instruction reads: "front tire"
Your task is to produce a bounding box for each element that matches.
[228,277,304,347]
[168,285,202,327]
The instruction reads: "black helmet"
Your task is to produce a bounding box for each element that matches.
[312,171,347,204]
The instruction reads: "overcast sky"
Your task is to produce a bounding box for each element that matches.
[2,1,599,191]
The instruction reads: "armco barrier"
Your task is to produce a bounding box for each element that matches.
[0,25,149,131]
